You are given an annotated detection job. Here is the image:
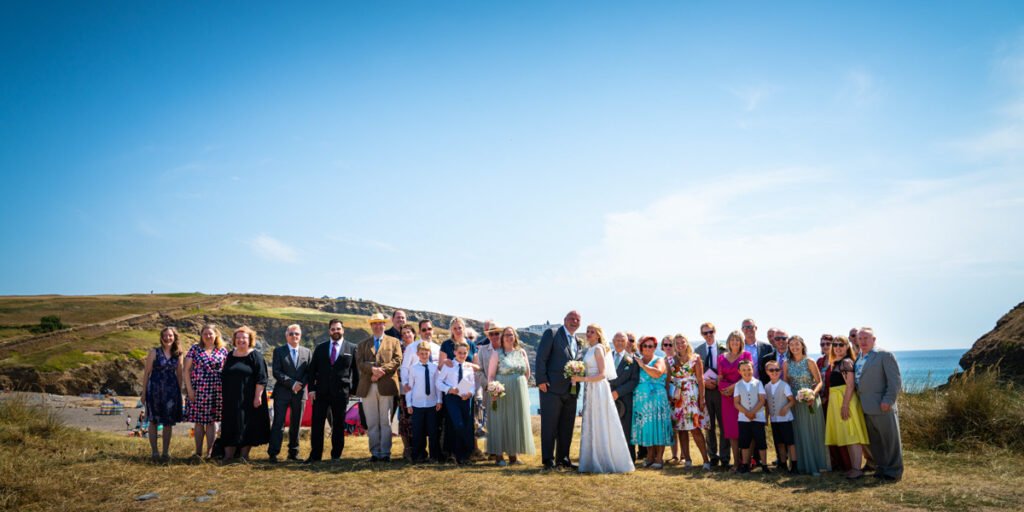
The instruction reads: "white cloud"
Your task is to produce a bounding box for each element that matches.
[954,37,1024,159]
[843,68,878,107]
[249,234,300,263]
[728,85,775,112]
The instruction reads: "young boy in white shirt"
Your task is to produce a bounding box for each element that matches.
[406,343,442,463]
[735,359,770,474]
[764,360,796,473]
[437,341,476,464]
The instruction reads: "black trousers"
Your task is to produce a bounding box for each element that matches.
[309,392,348,460]
[616,400,636,461]
[539,390,578,465]
[443,394,474,462]
[411,406,440,461]
[268,392,305,458]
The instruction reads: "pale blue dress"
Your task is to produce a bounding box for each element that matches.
[631,356,673,447]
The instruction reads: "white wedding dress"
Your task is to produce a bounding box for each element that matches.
[578,344,635,473]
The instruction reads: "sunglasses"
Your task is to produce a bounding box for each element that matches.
[773,336,788,341]
[742,325,755,330]
[831,342,846,347]
[422,328,433,331]
[766,368,780,373]
[702,331,715,335]
[662,343,674,348]
[641,344,656,349]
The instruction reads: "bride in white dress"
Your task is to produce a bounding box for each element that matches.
[572,324,635,473]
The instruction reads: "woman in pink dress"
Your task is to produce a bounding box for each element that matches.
[717,330,753,472]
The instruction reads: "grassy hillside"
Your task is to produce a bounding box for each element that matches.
[1,396,1023,511]
[0,294,463,393]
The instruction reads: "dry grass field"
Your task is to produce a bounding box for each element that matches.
[1,397,1023,512]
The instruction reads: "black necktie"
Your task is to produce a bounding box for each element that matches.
[457,363,463,383]
[423,364,431,395]
[705,348,712,371]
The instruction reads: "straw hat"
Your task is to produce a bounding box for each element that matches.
[368,313,388,324]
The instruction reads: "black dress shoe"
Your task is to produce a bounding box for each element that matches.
[542,461,557,470]
[268,455,279,463]
[557,459,578,470]
[381,456,391,462]
[287,454,299,461]
[301,458,320,465]
[369,456,379,462]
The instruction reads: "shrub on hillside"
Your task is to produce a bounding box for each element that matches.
[29,315,66,334]
[901,367,1024,452]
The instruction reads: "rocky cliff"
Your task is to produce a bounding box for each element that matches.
[959,300,1024,384]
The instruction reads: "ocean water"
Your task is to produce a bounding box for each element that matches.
[525,348,967,413]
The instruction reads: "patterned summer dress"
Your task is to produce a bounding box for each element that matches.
[145,348,183,426]
[631,356,673,447]
[183,344,228,424]
[669,355,708,431]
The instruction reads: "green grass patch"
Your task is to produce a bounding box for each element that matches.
[0,330,162,372]
[0,294,214,326]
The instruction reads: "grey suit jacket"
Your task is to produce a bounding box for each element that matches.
[272,344,312,400]
[696,344,729,395]
[856,349,902,415]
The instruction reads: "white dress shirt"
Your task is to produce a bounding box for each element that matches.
[400,340,442,386]
[437,360,476,396]
[406,361,441,408]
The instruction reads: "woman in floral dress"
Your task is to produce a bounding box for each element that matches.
[141,327,184,462]
[183,324,228,459]
[668,336,711,470]
[632,336,673,469]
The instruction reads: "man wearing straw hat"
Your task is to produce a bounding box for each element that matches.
[475,320,502,438]
[356,313,403,462]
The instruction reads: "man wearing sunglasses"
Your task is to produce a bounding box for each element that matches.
[740,319,777,385]
[268,324,312,463]
[695,322,729,467]
[772,329,790,366]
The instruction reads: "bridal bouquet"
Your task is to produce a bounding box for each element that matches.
[564,361,587,395]
[487,381,506,411]
[797,388,816,413]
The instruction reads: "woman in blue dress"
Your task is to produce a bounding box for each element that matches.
[141,327,184,462]
[632,335,673,469]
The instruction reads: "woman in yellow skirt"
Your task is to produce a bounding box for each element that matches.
[825,335,870,479]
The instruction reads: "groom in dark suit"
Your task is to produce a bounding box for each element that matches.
[535,310,583,470]
[304,319,359,463]
[608,331,640,461]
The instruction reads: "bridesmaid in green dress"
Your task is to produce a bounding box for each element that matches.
[783,336,831,476]
[486,327,536,466]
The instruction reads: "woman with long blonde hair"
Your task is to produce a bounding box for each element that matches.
[572,324,634,473]
[668,334,711,470]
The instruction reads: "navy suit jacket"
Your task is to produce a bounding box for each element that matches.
[535,326,584,396]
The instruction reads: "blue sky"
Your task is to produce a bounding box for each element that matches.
[2,1,1022,349]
